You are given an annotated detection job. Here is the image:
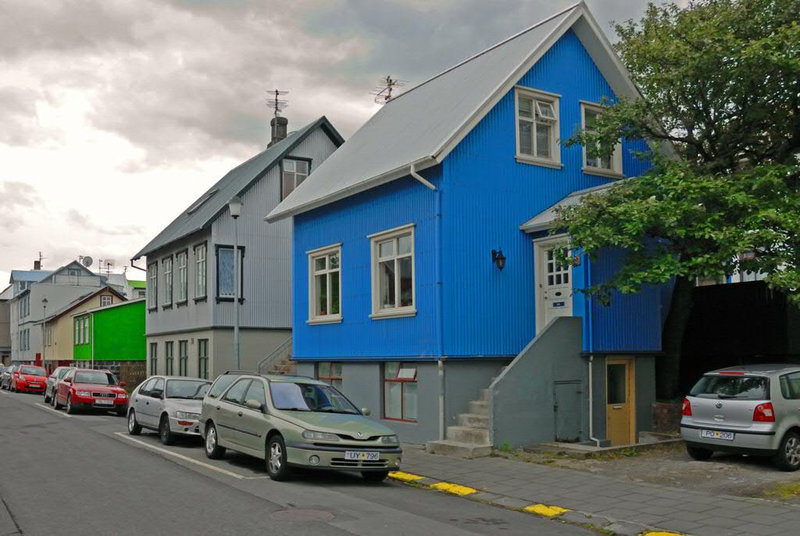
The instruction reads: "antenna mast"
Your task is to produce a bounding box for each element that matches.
[372,75,406,104]
[266,89,289,117]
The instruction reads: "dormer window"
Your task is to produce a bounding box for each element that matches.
[281,158,310,200]
[515,87,561,168]
[581,102,623,178]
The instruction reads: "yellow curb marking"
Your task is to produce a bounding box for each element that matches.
[524,504,571,517]
[430,482,477,496]
[388,471,425,482]
[641,532,683,536]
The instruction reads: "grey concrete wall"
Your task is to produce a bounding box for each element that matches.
[444,360,507,427]
[489,317,585,449]
[212,328,291,376]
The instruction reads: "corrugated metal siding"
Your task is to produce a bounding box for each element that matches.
[589,249,662,352]
[213,127,339,328]
[292,169,440,359]
[441,30,652,357]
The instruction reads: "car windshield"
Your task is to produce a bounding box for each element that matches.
[57,368,71,379]
[20,367,45,376]
[690,374,769,400]
[166,380,210,399]
[270,382,359,414]
[74,371,116,385]
[208,374,239,398]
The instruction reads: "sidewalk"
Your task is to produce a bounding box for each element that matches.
[396,445,800,536]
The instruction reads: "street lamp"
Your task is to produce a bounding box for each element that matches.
[41,298,48,370]
[229,196,242,370]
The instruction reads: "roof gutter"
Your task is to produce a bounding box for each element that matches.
[409,163,436,190]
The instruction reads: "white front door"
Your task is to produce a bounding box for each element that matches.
[535,236,573,334]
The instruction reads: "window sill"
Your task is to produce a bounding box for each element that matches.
[369,308,417,320]
[216,297,245,304]
[161,304,173,310]
[383,417,418,424]
[307,316,343,325]
[194,296,207,303]
[176,300,188,308]
[515,156,563,170]
[148,307,158,313]
[582,166,624,179]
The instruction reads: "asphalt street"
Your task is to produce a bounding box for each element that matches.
[0,389,593,536]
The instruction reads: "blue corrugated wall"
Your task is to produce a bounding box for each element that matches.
[292,29,660,361]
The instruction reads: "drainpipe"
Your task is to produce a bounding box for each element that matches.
[585,255,601,446]
[91,313,95,370]
[410,163,436,190]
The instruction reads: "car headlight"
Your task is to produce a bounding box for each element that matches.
[302,430,340,441]
[380,435,399,445]
[77,391,92,397]
[175,411,200,420]
[116,393,128,398]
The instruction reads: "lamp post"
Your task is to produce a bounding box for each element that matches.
[228,195,243,371]
[41,298,48,370]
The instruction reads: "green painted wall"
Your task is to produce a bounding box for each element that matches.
[74,301,146,361]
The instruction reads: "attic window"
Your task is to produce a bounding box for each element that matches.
[515,87,561,168]
[281,159,310,200]
[187,189,218,215]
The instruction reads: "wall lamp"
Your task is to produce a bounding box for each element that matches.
[491,249,506,271]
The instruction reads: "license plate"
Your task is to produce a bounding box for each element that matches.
[94,399,114,405]
[700,429,735,441]
[30,384,41,387]
[344,451,380,461]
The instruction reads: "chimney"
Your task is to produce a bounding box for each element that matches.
[34,260,41,270]
[269,116,288,147]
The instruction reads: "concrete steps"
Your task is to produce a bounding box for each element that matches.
[457,413,488,428]
[425,440,492,458]
[427,383,494,458]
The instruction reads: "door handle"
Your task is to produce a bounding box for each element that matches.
[237,411,243,417]
[612,405,622,409]
[216,406,221,411]
[145,401,149,405]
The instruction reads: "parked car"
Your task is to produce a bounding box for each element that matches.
[200,374,401,482]
[0,365,16,390]
[44,366,73,404]
[681,364,800,471]
[53,368,128,415]
[11,365,47,393]
[127,376,211,445]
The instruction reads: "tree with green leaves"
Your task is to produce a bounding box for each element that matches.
[554,0,800,398]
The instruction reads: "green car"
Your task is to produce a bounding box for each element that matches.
[200,373,402,482]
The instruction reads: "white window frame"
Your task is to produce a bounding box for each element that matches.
[281,158,310,200]
[147,262,158,310]
[100,295,112,307]
[515,86,561,168]
[162,256,173,306]
[195,243,207,299]
[581,102,623,178]
[176,251,188,303]
[369,224,416,319]
[307,244,342,324]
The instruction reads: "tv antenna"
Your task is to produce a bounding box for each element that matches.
[266,89,289,117]
[99,259,114,275]
[372,75,406,104]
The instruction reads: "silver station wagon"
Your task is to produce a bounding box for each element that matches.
[127,376,211,445]
[681,364,800,471]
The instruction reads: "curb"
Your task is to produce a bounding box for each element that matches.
[388,471,684,536]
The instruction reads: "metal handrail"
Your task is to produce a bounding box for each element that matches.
[257,336,293,373]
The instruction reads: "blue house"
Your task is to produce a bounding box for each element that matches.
[268,2,664,452]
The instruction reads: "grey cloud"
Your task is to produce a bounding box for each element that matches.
[0,182,39,230]
[66,209,143,236]
[0,87,47,146]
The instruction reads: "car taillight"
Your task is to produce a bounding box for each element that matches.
[753,402,775,422]
[681,398,692,416]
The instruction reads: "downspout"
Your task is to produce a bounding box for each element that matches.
[411,162,445,440]
[90,313,95,370]
[586,255,601,446]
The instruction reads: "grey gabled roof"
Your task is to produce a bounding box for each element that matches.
[267,1,640,222]
[9,270,52,284]
[520,181,618,233]
[133,116,343,260]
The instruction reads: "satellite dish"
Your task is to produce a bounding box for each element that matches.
[81,256,93,268]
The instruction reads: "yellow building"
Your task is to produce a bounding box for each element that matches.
[39,286,125,369]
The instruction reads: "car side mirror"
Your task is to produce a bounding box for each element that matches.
[245,399,264,412]
[119,381,127,388]
[361,407,371,416]
[64,378,71,384]
[151,390,163,399]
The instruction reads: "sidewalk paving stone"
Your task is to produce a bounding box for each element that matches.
[398,445,800,536]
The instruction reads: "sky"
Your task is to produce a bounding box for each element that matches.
[0,0,681,286]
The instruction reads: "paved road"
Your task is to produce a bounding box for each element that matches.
[0,390,592,536]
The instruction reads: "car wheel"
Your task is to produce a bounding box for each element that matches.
[65,395,75,415]
[44,390,51,404]
[362,471,389,483]
[775,430,800,472]
[159,415,175,445]
[53,393,62,410]
[686,445,713,461]
[127,410,142,435]
[115,407,126,417]
[204,423,225,459]
[265,434,291,481]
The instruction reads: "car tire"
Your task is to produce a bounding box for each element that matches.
[115,407,126,417]
[204,423,225,459]
[686,445,713,461]
[128,410,142,435]
[774,430,800,472]
[44,390,51,404]
[362,471,389,483]
[159,415,175,445]
[51,392,59,408]
[265,434,291,481]
[53,394,62,410]
[65,395,75,415]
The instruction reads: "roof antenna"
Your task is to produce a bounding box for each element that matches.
[372,75,406,104]
[266,89,289,117]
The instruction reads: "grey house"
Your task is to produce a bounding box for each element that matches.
[132,116,343,379]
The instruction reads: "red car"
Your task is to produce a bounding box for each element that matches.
[53,368,128,416]
[11,365,47,393]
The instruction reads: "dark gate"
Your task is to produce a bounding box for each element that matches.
[554,380,582,442]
